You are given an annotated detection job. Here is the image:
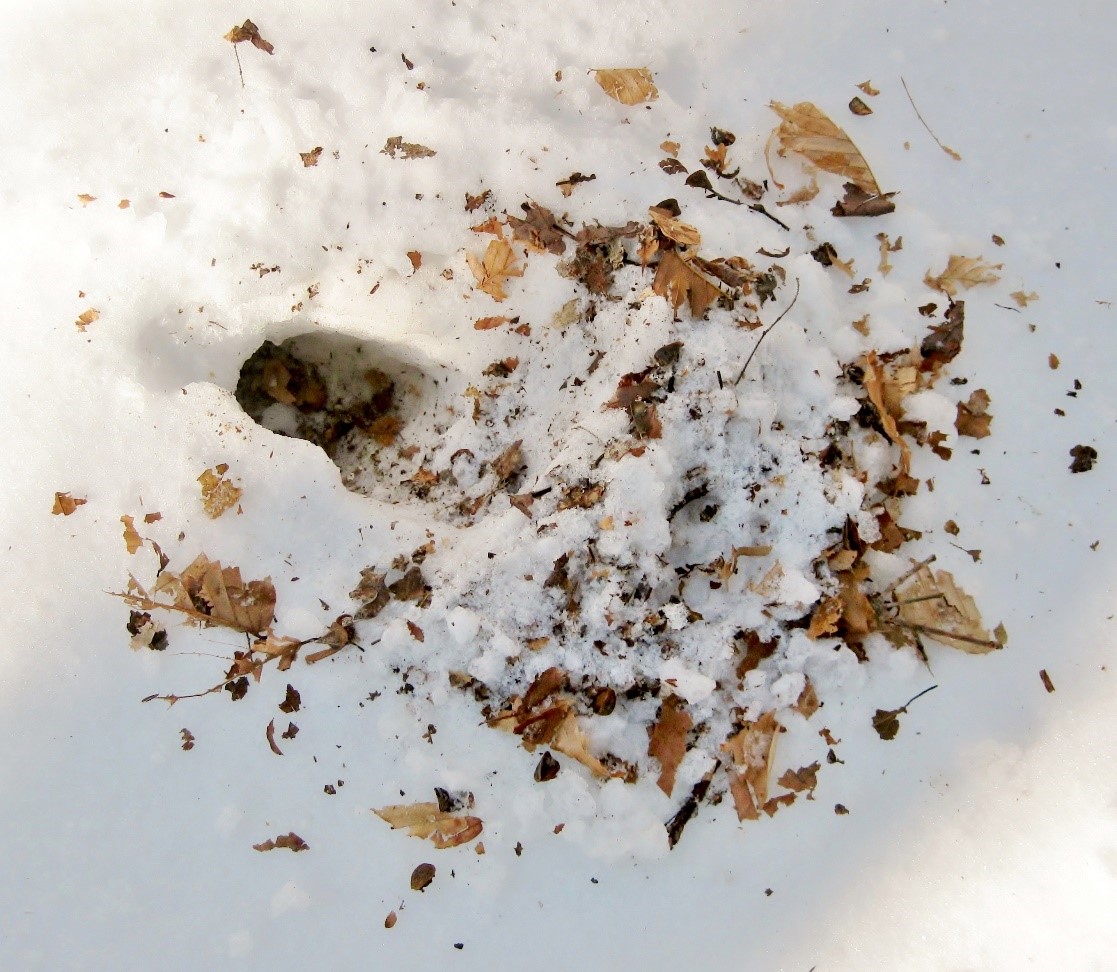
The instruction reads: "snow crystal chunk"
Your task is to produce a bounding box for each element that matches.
[446,606,480,644]
[660,658,716,704]
[662,602,689,631]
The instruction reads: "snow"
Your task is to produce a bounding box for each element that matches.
[3,0,1117,969]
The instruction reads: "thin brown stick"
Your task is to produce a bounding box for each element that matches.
[900,77,961,161]
[233,46,244,88]
[734,276,800,385]
[891,620,998,650]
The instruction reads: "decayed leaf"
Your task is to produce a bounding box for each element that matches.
[652,250,719,318]
[831,182,896,217]
[180,728,195,751]
[793,679,820,719]
[769,101,882,195]
[857,80,880,96]
[777,762,820,797]
[955,388,992,439]
[465,189,491,212]
[225,20,274,54]
[410,863,436,891]
[474,315,512,331]
[380,136,437,160]
[198,465,242,518]
[550,708,610,777]
[266,719,284,756]
[807,596,842,639]
[862,351,912,476]
[299,146,323,167]
[253,832,308,852]
[648,695,692,797]
[351,568,390,619]
[1010,290,1039,307]
[507,201,566,255]
[52,492,86,515]
[142,553,276,634]
[896,566,997,652]
[924,255,1002,297]
[75,308,100,331]
[721,711,779,821]
[121,514,143,554]
[1070,444,1098,473]
[920,301,965,372]
[593,68,658,106]
[466,238,524,301]
[374,802,483,848]
[492,440,524,484]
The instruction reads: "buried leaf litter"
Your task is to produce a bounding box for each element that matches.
[123,87,1014,855]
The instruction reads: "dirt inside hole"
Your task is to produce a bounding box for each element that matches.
[235,332,449,501]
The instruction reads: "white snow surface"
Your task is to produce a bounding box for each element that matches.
[3,1,1117,969]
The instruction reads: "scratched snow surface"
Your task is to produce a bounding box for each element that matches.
[1,1,1116,969]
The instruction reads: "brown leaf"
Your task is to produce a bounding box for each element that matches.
[198,466,242,518]
[955,389,992,439]
[648,695,693,797]
[793,679,820,719]
[777,762,820,796]
[278,683,301,713]
[556,171,596,196]
[406,620,425,642]
[406,250,422,271]
[465,189,491,211]
[872,707,902,740]
[389,566,427,602]
[648,206,702,246]
[769,101,882,195]
[492,440,524,484]
[299,147,323,167]
[180,728,195,751]
[121,514,143,554]
[807,596,842,639]
[384,910,398,929]
[253,832,309,852]
[150,554,276,634]
[351,568,390,619]
[508,201,566,255]
[52,492,86,516]
[593,68,658,106]
[652,250,719,318]
[473,315,513,330]
[920,301,965,372]
[375,803,484,848]
[550,709,610,778]
[857,80,880,96]
[466,239,524,301]
[410,863,436,891]
[1010,290,1038,308]
[380,136,436,160]
[266,718,284,756]
[1040,669,1055,693]
[862,351,912,475]
[523,667,566,710]
[924,255,1002,297]
[77,194,96,205]
[225,20,274,54]
[831,182,896,217]
[849,96,873,116]
[75,308,100,331]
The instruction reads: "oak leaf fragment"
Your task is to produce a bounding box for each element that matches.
[924,255,1002,297]
[652,250,719,318]
[648,206,701,246]
[777,762,820,797]
[299,147,323,167]
[721,711,779,821]
[769,101,882,195]
[140,553,276,634]
[52,492,86,515]
[466,239,524,301]
[648,695,692,797]
[374,802,483,849]
[593,68,658,106]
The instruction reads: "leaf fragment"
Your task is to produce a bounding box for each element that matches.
[924,255,1002,297]
[897,566,996,652]
[374,803,483,848]
[52,492,86,515]
[721,712,779,821]
[75,308,100,331]
[253,832,308,852]
[121,514,143,554]
[652,250,719,318]
[198,466,242,518]
[225,20,274,54]
[410,863,436,891]
[380,136,436,160]
[955,389,993,439]
[648,695,693,797]
[593,68,658,106]
[299,146,323,167]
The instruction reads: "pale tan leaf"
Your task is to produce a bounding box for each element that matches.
[374,802,484,848]
[75,308,100,331]
[648,206,702,246]
[721,711,779,821]
[1010,290,1039,307]
[121,514,143,554]
[380,136,436,160]
[924,255,1002,297]
[769,101,881,195]
[897,565,997,653]
[52,492,86,516]
[862,351,912,476]
[955,388,993,439]
[198,466,242,518]
[593,68,658,106]
[551,710,610,778]
[807,596,842,639]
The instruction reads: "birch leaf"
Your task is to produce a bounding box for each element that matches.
[769,101,882,195]
[593,68,658,106]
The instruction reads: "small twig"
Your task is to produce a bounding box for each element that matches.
[233,46,244,88]
[900,77,961,161]
[734,277,800,385]
[748,203,790,232]
[891,621,998,650]
[880,555,937,597]
[900,684,938,709]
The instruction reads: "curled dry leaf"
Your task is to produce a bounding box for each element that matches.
[896,566,997,652]
[374,802,483,849]
[769,101,882,195]
[550,708,610,778]
[198,466,242,518]
[648,695,693,797]
[924,255,1002,297]
[75,308,100,331]
[831,182,896,218]
[593,68,658,106]
[225,20,274,54]
[955,388,993,439]
[466,239,524,301]
[648,206,702,246]
[410,863,436,891]
[862,351,912,476]
[299,147,323,167]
